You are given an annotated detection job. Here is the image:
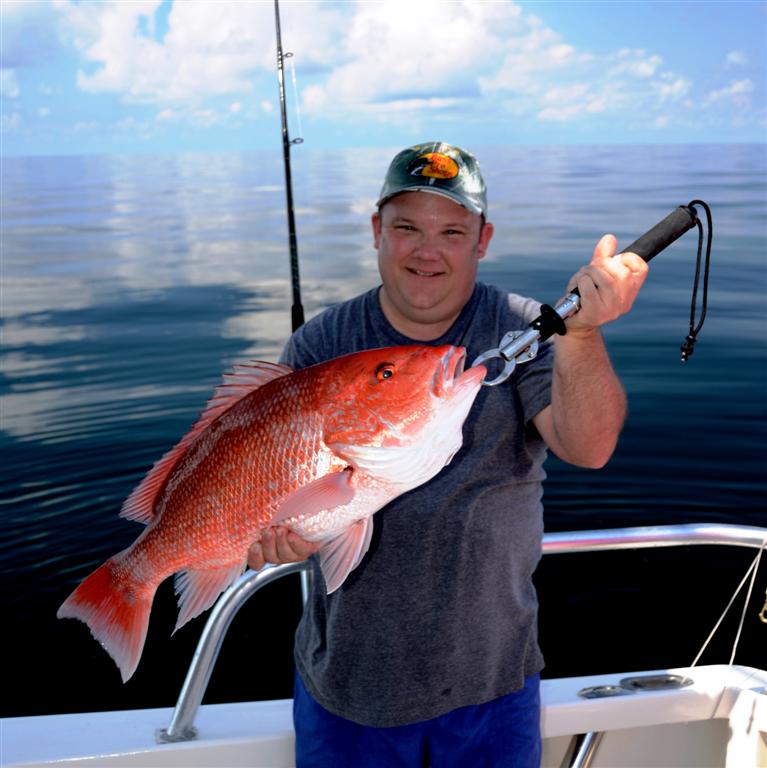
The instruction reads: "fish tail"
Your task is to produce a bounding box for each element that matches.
[57,557,155,683]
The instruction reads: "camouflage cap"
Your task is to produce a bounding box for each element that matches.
[376,141,487,216]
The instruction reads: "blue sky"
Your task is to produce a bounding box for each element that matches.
[1,0,765,157]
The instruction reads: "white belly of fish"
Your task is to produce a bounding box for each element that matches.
[279,387,475,592]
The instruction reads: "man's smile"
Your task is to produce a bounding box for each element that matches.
[407,268,445,277]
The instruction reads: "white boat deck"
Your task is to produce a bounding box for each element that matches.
[2,664,765,767]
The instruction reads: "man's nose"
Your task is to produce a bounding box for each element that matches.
[413,234,441,259]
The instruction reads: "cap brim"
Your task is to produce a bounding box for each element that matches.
[376,186,484,216]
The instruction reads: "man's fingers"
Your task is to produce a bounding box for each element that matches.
[247,541,265,571]
[274,527,302,562]
[590,234,617,265]
[247,528,278,570]
[248,527,321,571]
[617,251,649,277]
[571,265,612,302]
[566,234,620,293]
[286,531,322,558]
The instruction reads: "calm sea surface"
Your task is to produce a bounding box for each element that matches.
[2,144,765,717]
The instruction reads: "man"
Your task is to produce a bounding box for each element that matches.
[248,141,647,766]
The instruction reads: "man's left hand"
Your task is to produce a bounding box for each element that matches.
[247,526,321,571]
[564,234,649,336]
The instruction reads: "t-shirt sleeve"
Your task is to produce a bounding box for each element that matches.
[515,341,553,423]
[506,292,554,424]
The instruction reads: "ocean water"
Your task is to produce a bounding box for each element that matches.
[1,143,765,718]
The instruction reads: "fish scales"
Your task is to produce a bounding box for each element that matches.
[58,345,485,682]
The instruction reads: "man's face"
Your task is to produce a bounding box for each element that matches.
[372,191,494,340]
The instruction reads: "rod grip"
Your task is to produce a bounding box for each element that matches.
[622,205,698,263]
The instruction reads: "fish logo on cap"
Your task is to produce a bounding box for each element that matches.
[377,142,488,216]
[407,152,460,180]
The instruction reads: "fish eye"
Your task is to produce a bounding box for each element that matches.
[375,362,395,381]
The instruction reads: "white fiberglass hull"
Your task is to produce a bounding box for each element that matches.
[3,664,765,768]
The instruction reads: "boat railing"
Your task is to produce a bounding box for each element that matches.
[157,522,767,743]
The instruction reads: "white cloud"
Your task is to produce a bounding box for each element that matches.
[537,83,614,122]
[368,97,470,114]
[54,0,341,103]
[610,49,662,78]
[725,50,747,68]
[0,109,20,132]
[191,108,220,127]
[704,79,754,107]
[652,74,692,103]
[297,0,686,134]
[46,0,762,139]
[1,68,20,99]
[301,0,513,117]
[113,115,156,140]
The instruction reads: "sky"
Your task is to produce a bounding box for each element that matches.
[1,0,765,157]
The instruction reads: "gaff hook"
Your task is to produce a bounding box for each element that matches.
[473,202,711,386]
[473,330,541,387]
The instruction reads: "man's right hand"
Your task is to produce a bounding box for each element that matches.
[247,526,321,571]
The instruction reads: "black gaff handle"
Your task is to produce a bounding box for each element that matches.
[621,205,698,264]
[475,203,709,382]
[531,205,700,340]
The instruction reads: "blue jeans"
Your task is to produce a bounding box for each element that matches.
[293,671,541,768]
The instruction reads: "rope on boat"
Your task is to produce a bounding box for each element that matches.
[690,534,766,667]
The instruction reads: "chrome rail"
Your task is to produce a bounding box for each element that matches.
[158,523,767,743]
[157,560,308,743]
[542,523,767,554]
[563,731,605,768]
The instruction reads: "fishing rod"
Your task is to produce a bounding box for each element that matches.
[274,0,305,332]
[474,201,713,386]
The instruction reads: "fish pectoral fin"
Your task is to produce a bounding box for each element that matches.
[318,517,374,594]
[270,469,355,525]
[173,561,246,632]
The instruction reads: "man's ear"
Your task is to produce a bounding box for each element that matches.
[477,220,494,260]
[371,211,382,249]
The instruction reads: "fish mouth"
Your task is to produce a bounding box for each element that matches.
[435,346,486,396]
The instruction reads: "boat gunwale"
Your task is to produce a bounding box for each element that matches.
[162,523,767,742]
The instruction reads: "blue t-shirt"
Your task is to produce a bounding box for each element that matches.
[282,282,553,727]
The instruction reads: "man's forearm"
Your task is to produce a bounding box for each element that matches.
[547,328,627,468]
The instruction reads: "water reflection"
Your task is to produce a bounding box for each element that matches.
[1,145,765,717]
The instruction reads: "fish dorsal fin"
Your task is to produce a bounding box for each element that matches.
[120,361,293,524]
[319,516,374,593]
[173,561,246,631]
